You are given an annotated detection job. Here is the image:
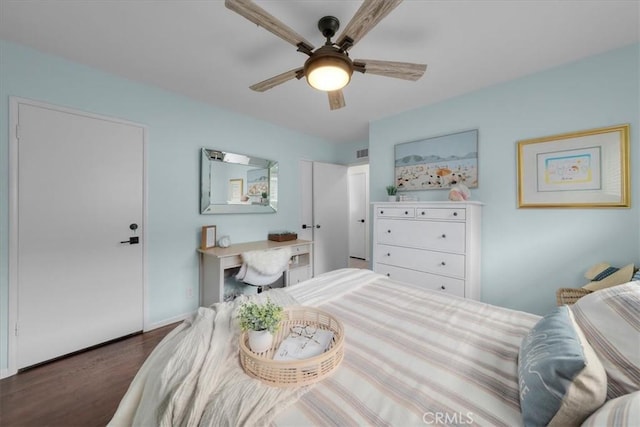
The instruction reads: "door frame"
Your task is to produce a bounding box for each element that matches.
[347,164,370,261]
[6,97,149,378]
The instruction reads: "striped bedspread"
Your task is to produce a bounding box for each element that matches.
[274,268,540,426]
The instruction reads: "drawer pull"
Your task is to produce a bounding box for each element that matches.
[440,285,446,290]
[441,234,446,238]
[453,212,458,217]
[386,273,390,277]
[421,211,425,215]
[440,261,446,266]
[404,211,409,215]
[380,210,384,214]
[387,229,391,233]
[386,253,391,257]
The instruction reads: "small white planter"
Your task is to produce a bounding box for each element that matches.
[248,330,273,353]
[387,195,397,202]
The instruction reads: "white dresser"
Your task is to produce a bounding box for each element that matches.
[372,201,482,299]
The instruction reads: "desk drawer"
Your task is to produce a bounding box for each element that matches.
[290,244,310,255]
[375,244,464,278]
[221,255,242,269]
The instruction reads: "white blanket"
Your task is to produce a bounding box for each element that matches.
[108,290,306,427]
[241,247,291,275]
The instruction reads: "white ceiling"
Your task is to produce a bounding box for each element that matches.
[1,1,638,144]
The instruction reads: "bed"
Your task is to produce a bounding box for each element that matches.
[109,268,640,427]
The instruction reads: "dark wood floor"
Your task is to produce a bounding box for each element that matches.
[0,323,178,427]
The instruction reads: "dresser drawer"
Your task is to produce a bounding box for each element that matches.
[375,244,465,278]
[376,207,415,218]
[416,208,466,220]
[374,263,465,297]
[377,219,465,253]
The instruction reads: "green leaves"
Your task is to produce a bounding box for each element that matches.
[238,299,283,333]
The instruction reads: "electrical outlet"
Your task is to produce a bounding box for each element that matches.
[187,287,193,298]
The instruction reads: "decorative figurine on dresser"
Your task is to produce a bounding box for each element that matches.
[372,201,482,299]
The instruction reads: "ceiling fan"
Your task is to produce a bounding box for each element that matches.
[225,0,427,110]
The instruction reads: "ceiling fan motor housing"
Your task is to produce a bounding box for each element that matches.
[304,45,354,91]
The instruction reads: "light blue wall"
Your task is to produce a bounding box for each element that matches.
[0,40,341,371]
[335,139,369,165]
[370,43,640,315]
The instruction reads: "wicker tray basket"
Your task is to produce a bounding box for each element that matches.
[239,306,344,387]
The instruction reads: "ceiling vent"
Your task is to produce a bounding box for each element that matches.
[356,148,369,159]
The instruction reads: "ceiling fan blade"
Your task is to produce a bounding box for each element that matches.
[249,67,304,92]
[225,0,315,52]
[336,0,403,50]
[328,90,346,110]
[354,59,427,81]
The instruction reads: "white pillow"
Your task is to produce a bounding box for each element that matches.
[569,282,640,399]
[581,391,640,426]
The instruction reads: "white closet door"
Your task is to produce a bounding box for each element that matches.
[298,160,314,242]
[312,162,349,275]
[15,101,145,369]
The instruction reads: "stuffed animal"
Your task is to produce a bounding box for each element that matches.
[448,183,470,201]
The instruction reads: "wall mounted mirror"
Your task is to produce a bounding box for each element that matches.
[200,148,278,214]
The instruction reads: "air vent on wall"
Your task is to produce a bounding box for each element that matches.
[356,148,369,159]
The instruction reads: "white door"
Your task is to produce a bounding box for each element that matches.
[298,161,349,276]
[348,170,367,259]
[312,162,349,275]
[298,160,314,242]
[12,100,145,369]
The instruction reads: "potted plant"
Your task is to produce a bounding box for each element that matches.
[238,299,284,353]
[261,191,268,204]
[386,185,398,202]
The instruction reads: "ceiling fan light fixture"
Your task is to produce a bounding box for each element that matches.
[305,55,353,92]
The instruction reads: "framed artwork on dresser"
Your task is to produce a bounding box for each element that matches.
[517,124,630,208]
[394,129,478,191]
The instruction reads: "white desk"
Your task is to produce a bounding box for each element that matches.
[198,239,313,306]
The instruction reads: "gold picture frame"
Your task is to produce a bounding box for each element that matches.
[201,225,217,250]
[517,124,630,208]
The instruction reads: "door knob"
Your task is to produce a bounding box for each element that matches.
[120,236,139,245]
[315,224,321,229]
[129,223,138,231]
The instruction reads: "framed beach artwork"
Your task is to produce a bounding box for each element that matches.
[395,129,478,191]
[517,124,630,208]
[247,168,269,196]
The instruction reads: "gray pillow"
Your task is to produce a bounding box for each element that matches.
[518,306,607,426]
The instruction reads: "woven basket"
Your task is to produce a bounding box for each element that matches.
[556,287,593,306]
[239,306,344,387]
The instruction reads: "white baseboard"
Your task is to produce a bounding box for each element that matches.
[145,310,195,332]
[1,368,14,380]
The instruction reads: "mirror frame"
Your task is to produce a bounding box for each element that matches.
[200,148,278,214]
